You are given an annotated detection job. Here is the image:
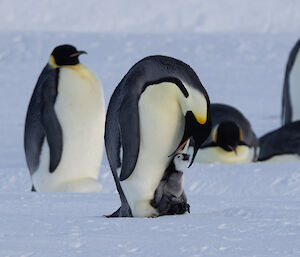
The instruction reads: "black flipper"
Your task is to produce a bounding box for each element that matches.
[24,65,62,174]
[41,67,62,173]
[104,85,133,217]
[41,94,63,173]
[119,99,140,181]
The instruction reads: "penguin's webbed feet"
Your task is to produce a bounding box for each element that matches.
[167,201,190,215]
[153,194,190,216]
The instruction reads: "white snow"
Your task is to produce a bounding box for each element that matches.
[1,1,300,256]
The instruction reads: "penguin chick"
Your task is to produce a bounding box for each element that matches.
[151,153,190,216]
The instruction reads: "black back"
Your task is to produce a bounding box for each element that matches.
[258,121,300,161]
[201,103,258,150]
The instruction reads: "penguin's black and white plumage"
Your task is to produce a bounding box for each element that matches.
[151,152,190,216]
[258,121,300,162]
[105,55,211,217]
[24,44,105,192]
[192,103,259,163]
[282,39,300,125]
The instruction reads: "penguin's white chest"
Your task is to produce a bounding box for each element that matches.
[32,64,105,192]
[194,145,255,163]
[120,82,185,217]
[290,50,300,122]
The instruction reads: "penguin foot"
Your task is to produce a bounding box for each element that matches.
[167,201,190,215]
[154,194,190,216]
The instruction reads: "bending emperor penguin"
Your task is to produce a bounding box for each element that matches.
[282,39,300,125]
[258,121,300,162]
[24,44,105,192]
[105,55,211,217]
[192,103,259,163]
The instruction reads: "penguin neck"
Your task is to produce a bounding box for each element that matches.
[48,56,59,68]
[178,86,208,124]
[48,56,84,71]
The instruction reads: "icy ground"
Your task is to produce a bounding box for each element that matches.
[1,1,300,256]
[0,31,299,257]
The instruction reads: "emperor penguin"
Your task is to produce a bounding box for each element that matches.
[24,44,105,192]
[105,55,211,217]
[192,103,259,163]
[151,152,190,216]
[282,39,300,125]
[258,121,300,162]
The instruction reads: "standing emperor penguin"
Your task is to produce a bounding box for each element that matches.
[282,39,300,125]
[105,55,211,217]
[192,103,259,163]
[24,44,105,192]
[258,121,300,162]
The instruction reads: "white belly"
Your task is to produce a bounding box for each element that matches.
[120,82,185,217]
[32,64,105,192]
[193,145,255,164]
[290,50,300,122]
[262,154,300,162]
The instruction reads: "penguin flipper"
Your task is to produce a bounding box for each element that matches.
[41,100,63,173]
[106,205,133,218]
[41,70,63,173]
[119,99,140,181]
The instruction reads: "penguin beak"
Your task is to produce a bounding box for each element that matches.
[69,50,87,57]
[170,111,212,168]
[182,153,190,161]
[228,145,238,155]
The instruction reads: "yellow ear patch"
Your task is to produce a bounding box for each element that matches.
[239,129,243,140]
[213,127,218,142]
[48,55,59,68]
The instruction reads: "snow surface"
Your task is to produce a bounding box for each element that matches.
[1,1,300,256]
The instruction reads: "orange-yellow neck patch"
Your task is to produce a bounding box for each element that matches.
[48,55,59,68]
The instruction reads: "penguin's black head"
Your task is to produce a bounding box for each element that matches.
[50,44,87,66]
[166,79,212,168]
[170,109,212,168]
[216,121,241,152]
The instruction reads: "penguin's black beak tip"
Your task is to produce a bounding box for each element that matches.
[227,145,238,155]
[188,147,197,168]
[79,50,87,55]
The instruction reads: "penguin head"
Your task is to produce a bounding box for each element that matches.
[172,85,212,167]
[49,44,87,67]
[173,153,190,172]
[214,121,242,153]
